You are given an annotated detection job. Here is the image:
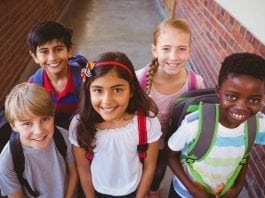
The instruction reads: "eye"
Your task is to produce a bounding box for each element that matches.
[55,47,64,52]
[42,117,51,122]
[39,49,48,54]
[226,94,236,101]
[249,98,261,104]
[92,88,103,95]
[161,47,170,51]
[113,87,123,93]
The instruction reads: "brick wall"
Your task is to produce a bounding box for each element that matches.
[161,0,265,197]
[0,0,70,105]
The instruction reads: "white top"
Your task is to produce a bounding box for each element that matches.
[168,110,265,197]
[69,115,162,196]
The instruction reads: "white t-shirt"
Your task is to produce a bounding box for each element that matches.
[168,110,265,197]
[69,114,162,196]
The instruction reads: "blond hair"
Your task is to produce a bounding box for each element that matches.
[5,82,55,125]
[145,18,192,94]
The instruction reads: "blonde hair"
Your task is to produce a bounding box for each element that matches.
[145,18,192,94]
[5,82,55,125]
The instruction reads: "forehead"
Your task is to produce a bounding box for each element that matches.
[157,27,190,45]
[221,74,265,94]
[90,70,129,87]
[37,39,66,49]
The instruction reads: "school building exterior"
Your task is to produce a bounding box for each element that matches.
[0,0,264,197]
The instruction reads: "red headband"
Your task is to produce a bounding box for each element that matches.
[95,61,133,77]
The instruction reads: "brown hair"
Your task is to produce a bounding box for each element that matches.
[145,18,192,94]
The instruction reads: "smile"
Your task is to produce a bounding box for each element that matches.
[231,113,245,121]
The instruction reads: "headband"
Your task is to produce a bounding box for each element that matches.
[81,61,133,81]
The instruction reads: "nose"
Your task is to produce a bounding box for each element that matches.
[102,91,113,104]
[235,99,248,111]
[33,123,43,135]
[48,51,56,61]
[169,49,179,60]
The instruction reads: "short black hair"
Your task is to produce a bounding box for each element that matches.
[218,52,265,86]
[27,21,72,54]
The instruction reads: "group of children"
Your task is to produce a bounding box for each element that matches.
[0,17,264,198]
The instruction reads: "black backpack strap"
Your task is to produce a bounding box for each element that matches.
[187,103,218,161]
[10,132,39,197]
[53,127,67,158]
[137,111,148,163]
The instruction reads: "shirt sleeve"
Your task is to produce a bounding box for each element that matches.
[195,74,206,89]
[0,144,22,196]
[255,112,265,145]
[68,115,80,147]
[146,116,162,143]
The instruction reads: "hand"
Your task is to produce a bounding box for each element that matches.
[191,182,216,198]
[222,186,241,198]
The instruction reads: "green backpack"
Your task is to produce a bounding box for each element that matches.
[168,88,259,196]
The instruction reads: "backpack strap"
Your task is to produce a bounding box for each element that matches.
[54,127,67,158]
[219,114,257,196]
[185,103,218,162]
[187,70,196,91]
[86,111,149,163]
[10,132,40,197]
[139,66,149,90]
[10,127,67,197]
[137,111,148,163]
[28,68,44,85]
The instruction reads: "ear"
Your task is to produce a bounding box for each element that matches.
[10,124,19,133]
[215,85,221,98]
[151,44,157,58]
[29,51,39,64]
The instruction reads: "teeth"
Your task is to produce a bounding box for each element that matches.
[33,137,45,141]
[49,63,59,67]
[231,113,245,120]
[102,107,114,112]
[168,63,178,67]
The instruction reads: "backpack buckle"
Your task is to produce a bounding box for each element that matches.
[137,143,148,152]
[186,157,195,164]
[86,152,94,160]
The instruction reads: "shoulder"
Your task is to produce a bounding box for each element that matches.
[256,112,265,145]
[68,115,80,147]
[28,68,44,83]
[136,65,148,80]
[188,70,205,89]
[145,116,162,143]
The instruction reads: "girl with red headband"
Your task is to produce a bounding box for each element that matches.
[69,51,162,197]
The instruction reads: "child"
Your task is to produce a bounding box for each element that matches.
[136,18,205,197]
[0,82,78,197]
[27,21,87,129]
[167,52,265,197]
[69,51,162,197]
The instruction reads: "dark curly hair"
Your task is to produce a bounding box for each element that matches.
[218,52,265,87]
[77,51,158,152]
[27,21,72,54]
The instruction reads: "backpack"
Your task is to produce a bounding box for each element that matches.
[9,127,67,197]
[139,65,197,91]
[0,106,11,153]
[85,111,148,163]
[167,88,260,196]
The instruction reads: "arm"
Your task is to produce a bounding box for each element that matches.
[8,191,24,198]
[166,146,213,198]
[136,140,159,198]
[65,162,78,198]
[223,157,249,198]
[73,145,95,198]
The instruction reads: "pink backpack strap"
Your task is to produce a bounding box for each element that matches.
[137,111,148,163]
[140,66,149,89]
[188,70,197,91]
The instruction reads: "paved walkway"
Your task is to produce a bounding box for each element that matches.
[60,0,172,197]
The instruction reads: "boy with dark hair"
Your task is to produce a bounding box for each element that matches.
[167,52,265,197]
[0,83,78,197]
[27,21,87,129]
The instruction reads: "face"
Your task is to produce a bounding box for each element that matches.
[216,74,264,128]
[11,112,54,149]
[152,26,191,75]
[90,70,132,127]
[30,39,71,75]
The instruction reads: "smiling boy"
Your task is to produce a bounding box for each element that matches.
[167,52,265,197]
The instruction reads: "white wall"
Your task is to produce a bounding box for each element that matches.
[215,0,265,44]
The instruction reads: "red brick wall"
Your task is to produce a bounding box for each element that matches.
[160,0,265,197]
[0,0,70,105]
